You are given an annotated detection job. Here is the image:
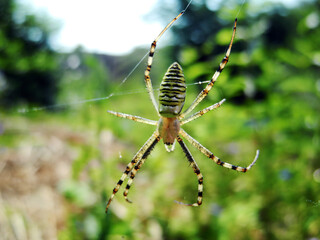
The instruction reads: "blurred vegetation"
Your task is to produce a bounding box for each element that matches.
[0,0,61,108]
[0,0,320,240]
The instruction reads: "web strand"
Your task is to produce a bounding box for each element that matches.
[18,0,194,113]
[110,0,194,99]
[235,0,247,19]
[17,79,212,113]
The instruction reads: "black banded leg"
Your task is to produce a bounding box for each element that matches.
[208,152,259,172]
[144,11,185,114]
[107,110,157,126]
[179,19,237,119]
[180,99,226,126]
[179,128,259,173]
[105,131,159,213]
[176,136,203,207]
[123,136,161,203]
[144,40,159,113]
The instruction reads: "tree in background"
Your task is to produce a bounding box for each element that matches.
[0,0,60,108]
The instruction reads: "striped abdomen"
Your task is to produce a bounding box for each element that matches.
[159,62,186,118]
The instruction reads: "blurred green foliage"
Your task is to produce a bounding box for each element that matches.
[0,0,60,107]
[1,0,320,240]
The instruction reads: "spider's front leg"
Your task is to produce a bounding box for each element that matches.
[144,10,185,114]
[179,18,237,119]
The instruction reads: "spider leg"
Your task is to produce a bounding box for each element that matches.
[179,128,259,172]
[145,10,185,115]
[108,110,158,125]
[179,19,237,120]
[123,135,161,203]
[175,136,203,207]
[105,131,160,213]
[180,98,226,126]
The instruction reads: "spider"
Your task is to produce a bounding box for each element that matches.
[105,10,259,213]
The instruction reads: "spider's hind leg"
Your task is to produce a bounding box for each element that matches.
[105,131,160,213]
[123,135,161,203]
[179,128,259,172]
[176,136,203,207]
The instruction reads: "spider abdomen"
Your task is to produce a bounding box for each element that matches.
[159,62,186,118]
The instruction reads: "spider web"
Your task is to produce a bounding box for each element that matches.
[17,0,247,113]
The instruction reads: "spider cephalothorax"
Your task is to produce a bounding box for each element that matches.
[105,11,259,213]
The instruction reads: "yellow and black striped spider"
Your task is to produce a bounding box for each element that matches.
[105,10,259,213]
